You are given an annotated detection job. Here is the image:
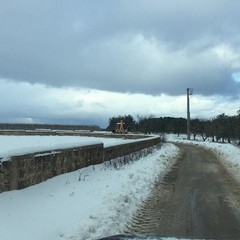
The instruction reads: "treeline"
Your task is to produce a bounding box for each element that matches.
[0,123,101,131]
[106,115,186,134]
[191,113,240,144]
[107,111,240,145]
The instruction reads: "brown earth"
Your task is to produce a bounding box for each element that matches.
[125,143,240,239]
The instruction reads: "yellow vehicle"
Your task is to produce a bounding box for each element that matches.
[116,120,127,134]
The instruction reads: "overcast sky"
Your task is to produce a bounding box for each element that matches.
[1,0,240,128]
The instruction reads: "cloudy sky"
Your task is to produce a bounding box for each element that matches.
[1,0,240,128]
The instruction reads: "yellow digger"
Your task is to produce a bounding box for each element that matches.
[116,120,127,134]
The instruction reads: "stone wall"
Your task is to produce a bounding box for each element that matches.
[0,137,160,193]
[104,137,161,161]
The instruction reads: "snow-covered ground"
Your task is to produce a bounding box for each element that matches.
[0,135,140,161]
[167,134,240,184]
[1,134,240,240]
[0,136,180,240]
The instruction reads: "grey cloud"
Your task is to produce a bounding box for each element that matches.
[1,0,240,96]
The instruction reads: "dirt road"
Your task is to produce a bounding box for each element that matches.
[125,143,240,239]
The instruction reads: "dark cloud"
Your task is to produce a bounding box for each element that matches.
[1,0,240,96]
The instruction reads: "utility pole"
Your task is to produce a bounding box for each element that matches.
[187,88,193,140]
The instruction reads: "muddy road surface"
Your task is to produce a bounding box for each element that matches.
[125,143,240,239]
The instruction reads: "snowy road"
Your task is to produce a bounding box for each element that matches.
[2,135,240,240]
[126,143,240,239]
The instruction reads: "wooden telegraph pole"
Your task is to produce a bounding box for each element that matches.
[187,88,193,140]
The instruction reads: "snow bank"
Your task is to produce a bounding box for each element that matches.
[0,143,180,240]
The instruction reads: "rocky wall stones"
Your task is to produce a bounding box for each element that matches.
[0,137,160,193]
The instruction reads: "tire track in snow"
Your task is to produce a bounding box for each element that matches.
[124,157,183,236]
[124,144,240,239]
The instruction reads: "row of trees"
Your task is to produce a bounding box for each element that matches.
[106,115,187,134]
[107,110,240,145]
[191,112,240,144]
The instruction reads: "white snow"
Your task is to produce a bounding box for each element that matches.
[0,135,141,161]
[2,133,239,240]
[0,137,180,240]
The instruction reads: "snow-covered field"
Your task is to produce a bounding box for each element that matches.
[0,135,180,240]
[0,135,139,161]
